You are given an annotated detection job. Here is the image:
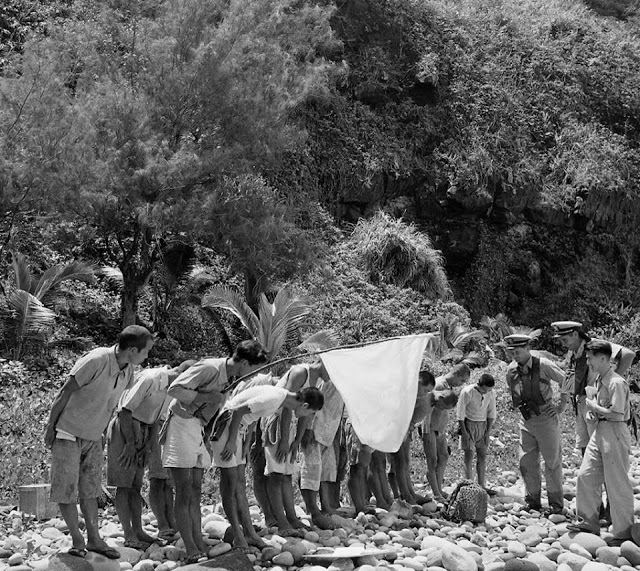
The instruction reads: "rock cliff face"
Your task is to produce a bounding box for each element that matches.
[286,0,640,327]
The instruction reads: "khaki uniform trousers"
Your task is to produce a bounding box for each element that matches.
[575,396,596,449]
[576,420,633,539]
[519,413,564,510]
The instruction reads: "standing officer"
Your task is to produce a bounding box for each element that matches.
[551,321,596,457]
[568,340,633,545]
[504,334,569,515]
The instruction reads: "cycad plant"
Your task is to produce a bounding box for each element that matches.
[436,314,488,367]
[202,286,311,359]
[2,253,95,359]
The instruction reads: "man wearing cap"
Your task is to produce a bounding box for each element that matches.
[551,321,597,458]
[504,333,569,514]
[568,340,633,544]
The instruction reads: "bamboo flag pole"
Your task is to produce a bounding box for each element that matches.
[224,332,438,394]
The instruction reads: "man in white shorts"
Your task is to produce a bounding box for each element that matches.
[211,385,324,549]
[161,341,268,563]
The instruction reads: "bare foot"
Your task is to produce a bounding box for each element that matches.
[311,513,336,530]
[247,535,267,549]
[413,493,431,505]
[232,536,249,550]
[288,518,310,531]
[135,532,157,544]
[277,527,303,538]
[195,537,210,554]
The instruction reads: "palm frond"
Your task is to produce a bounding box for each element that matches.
[11,252,34,292]
[33,261,95,302]
[157,241,197,291]
[441,348,464,363]
[297,329,341,352]
[462,351,489,368]
[99,266,124,289]
[451,330,487,352]
[260,289,311,357]
[202,286,260,339]
[480,313,513,342]
[6,288,56,341]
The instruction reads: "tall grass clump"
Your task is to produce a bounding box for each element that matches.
[350,211,451,300]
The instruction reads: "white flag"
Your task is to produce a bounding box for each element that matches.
[320,334,430,453]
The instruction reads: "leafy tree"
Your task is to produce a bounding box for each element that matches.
[194,174,328,311]
[1,252,94,358]
[0,0,337,325]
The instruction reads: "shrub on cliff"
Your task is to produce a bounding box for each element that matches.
[350,211,451,299]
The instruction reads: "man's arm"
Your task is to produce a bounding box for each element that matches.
[118,408,139,468]
[456,391,470,444]
[44,377,80,448]
[275,366,308,462]
[585,381,628,420]
[540,358,570,413]
[221,406,250,461]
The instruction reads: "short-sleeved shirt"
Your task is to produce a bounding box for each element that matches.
[506,355,568,404]
[456,384,496,422]
[120,367,172,425]
[167,358,228,423]
[597,367,630,422]
[224,385,288,428]
[56,346,134,441]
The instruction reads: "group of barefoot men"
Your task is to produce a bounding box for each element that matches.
[43,319,637,561]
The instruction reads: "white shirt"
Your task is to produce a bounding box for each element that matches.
[224,385,289,428]
[456,384,496,422]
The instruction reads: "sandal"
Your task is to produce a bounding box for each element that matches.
[68,547,87,558]
[566,520,598,534]
[124,539,152,550]
[87,546,121,559]
[186,553,207,564]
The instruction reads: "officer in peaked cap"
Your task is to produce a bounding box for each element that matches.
[551,321,594,457]
[504,334,534,348]
[552,321,583,338]
[503,332,569,515]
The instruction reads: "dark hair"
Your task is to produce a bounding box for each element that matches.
[233,340,269,365]
[576,327,591,343]
[435,390,458,408]
[478,373,495,388]
[118,326,154,351]
[297,387,324,410]
[419,370,436,388]
[451,363,471,378]
[586,339,612,358]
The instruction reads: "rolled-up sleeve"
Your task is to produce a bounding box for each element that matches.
[167,362,218,405]
[609,379,628,415]
[540,358,569,394]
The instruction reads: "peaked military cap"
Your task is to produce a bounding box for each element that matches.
[503,334,533,348]
[551,320,582,338]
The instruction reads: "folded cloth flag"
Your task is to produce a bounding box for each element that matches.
[320,334,430,453]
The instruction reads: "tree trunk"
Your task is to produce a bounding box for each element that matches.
[121,279,139,327]
[244,266,261,314]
